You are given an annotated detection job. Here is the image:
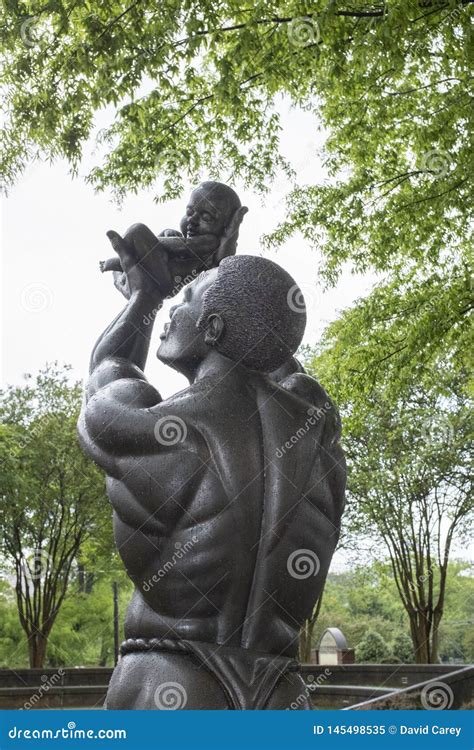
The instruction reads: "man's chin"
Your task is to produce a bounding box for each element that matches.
[156,344,183,372]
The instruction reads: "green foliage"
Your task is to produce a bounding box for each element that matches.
[438,560,474,662]
[313,561,473,664]
[0,568,134,668]
[1,1,472,387]
[355,630,391,663]
[392,632,415,663]
[47,568,133,668]
[0,580,28,667]
[0,364,113,666]
[315,564,408,651]
[1,2,471,234]
[307,283,472,662]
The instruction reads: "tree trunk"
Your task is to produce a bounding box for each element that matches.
[28,631,48,668]
[409,611,434,663]
[430,610,443,663]
[299,620,313,663]
[299,588,325,663]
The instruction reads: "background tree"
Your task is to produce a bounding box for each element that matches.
[308,324,473,663]
[0,364,112,668]
[392,632,415,663]
[355,630,391,663]
[1,2,472,369]
[307,561,473,664]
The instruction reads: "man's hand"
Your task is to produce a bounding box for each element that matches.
[106,230,174,299]
[215,206,248,262]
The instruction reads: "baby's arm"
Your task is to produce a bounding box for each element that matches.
[160,234,219,260]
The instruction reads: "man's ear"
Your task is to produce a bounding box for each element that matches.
[204,314,225,346]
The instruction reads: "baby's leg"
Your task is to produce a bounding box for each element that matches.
[123,223,162,263]
[100,223,161,274]
[100,257,122,272]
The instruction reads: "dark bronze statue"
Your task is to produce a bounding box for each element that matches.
[78,184,346,710]
[100,181,246,297]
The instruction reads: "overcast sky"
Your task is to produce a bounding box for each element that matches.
[1,101,375,402]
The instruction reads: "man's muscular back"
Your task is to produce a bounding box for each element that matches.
[80,359,344,658]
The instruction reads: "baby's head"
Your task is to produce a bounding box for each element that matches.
[180,181,241,239]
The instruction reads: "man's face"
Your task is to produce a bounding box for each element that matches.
[180,187,232,238]
[157,269,218,376]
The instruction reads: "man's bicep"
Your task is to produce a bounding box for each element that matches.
[82,378,163,457]
[81,357,162,458]
[86,358,153,400]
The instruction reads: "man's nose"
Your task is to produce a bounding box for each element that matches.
[188,211,199,224]
[169,305,178,318]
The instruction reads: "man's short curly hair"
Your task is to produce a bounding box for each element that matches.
[196,255,306,372]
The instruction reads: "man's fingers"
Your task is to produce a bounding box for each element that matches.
[226,206,248,237]
[112,271,131,300]
[106,230,135,272]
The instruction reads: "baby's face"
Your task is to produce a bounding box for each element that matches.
[180,187,233,238]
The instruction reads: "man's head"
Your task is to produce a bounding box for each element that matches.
[180,182,241,239]
[157,255,306,377]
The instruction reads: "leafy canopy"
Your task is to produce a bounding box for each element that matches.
[1,2,472,272]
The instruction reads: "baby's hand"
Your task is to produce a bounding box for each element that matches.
[159,228,183,238]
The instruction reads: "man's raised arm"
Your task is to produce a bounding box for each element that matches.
[78,231,168,471]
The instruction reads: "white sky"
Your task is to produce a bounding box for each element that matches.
[1,102,375,398]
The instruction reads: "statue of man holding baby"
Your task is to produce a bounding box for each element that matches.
[79,181,346,710]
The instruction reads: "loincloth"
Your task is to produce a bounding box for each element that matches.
[120,637,302,710]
